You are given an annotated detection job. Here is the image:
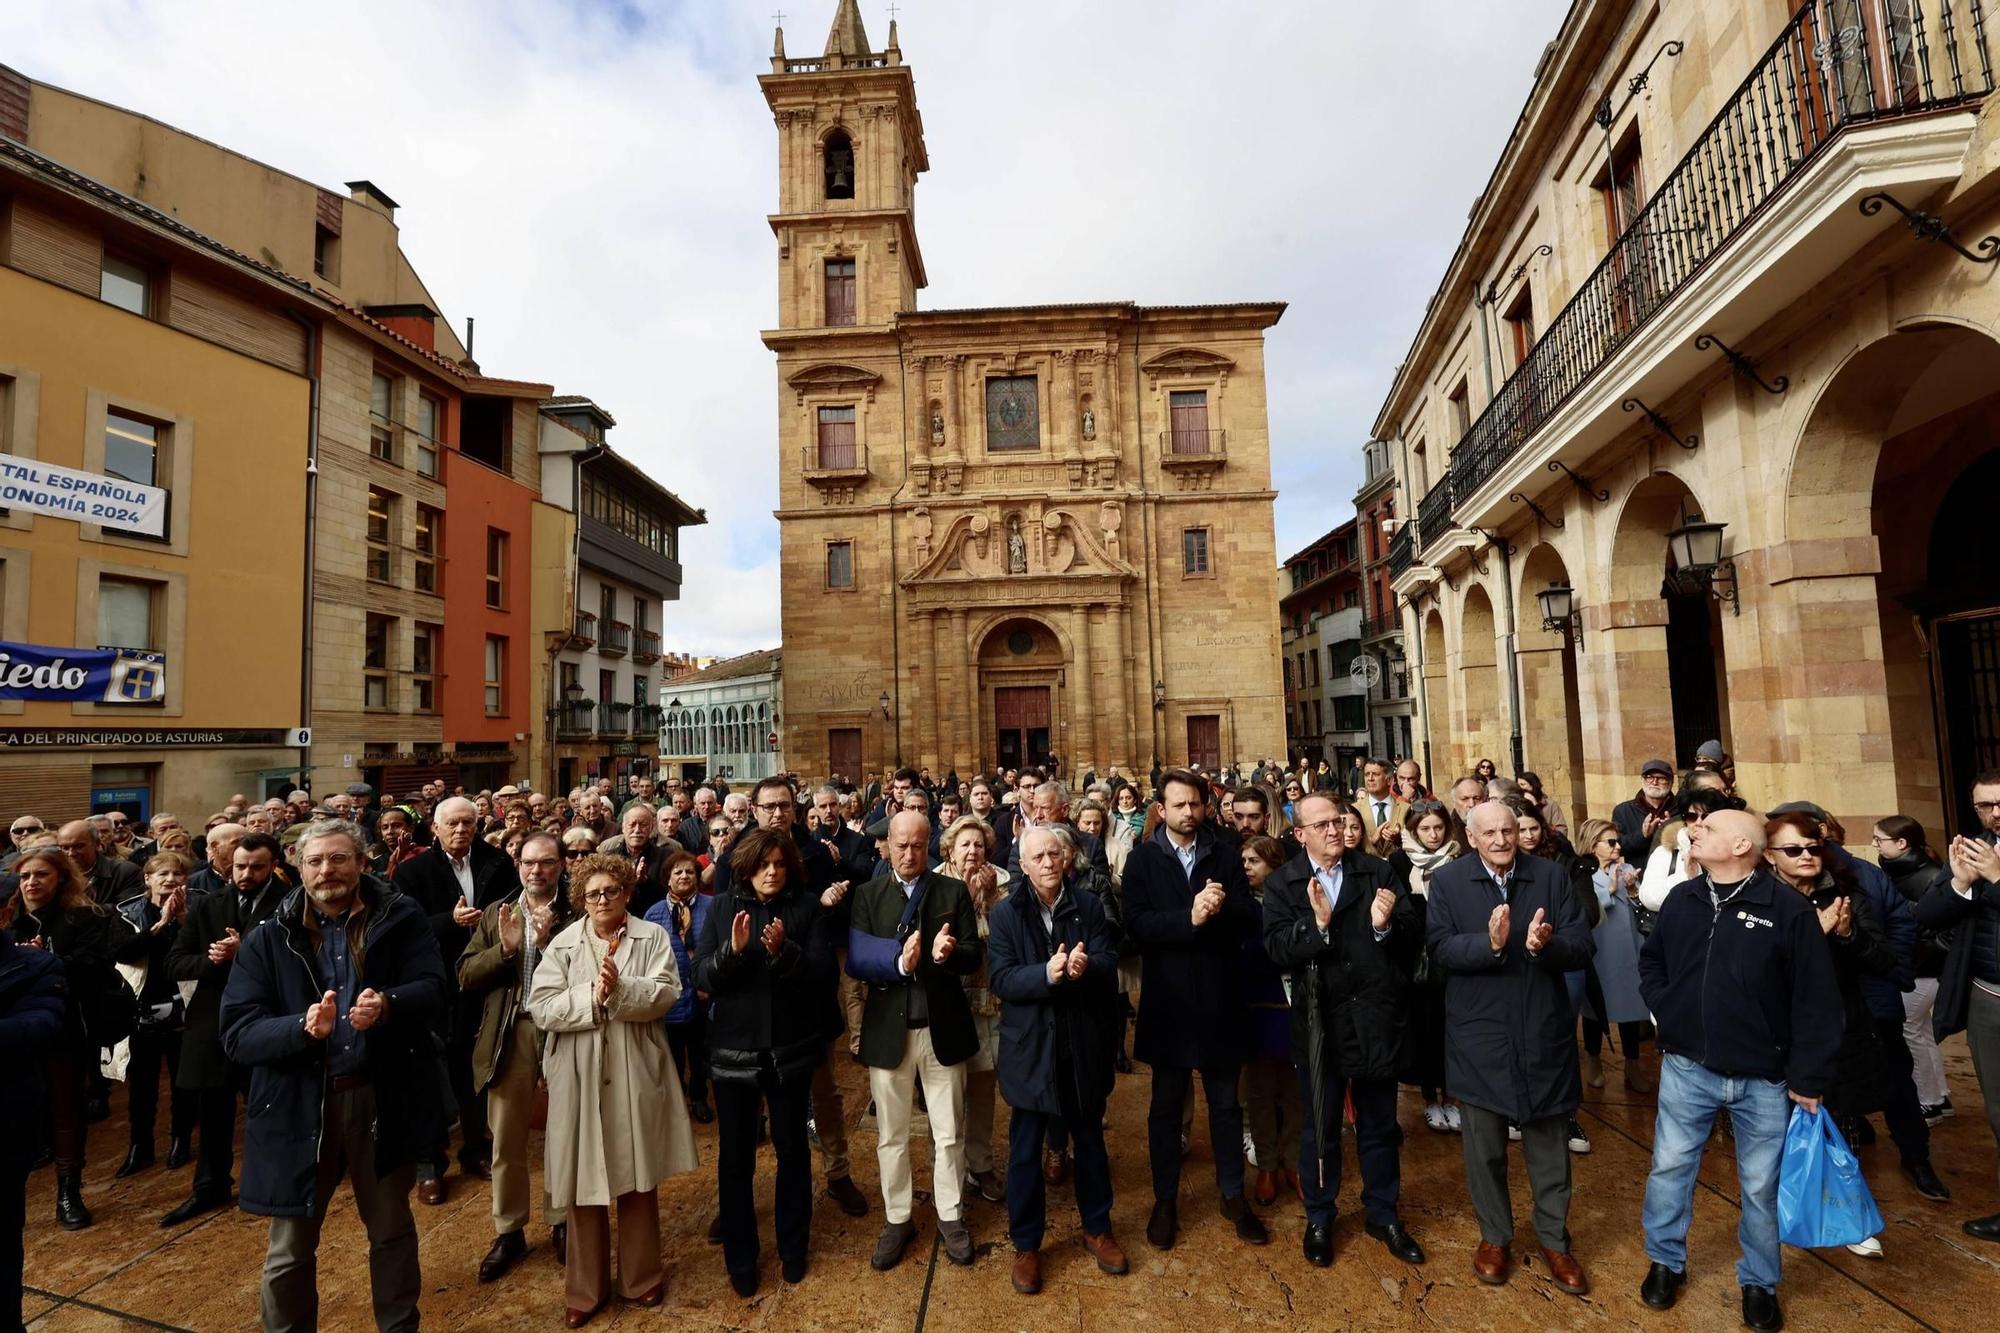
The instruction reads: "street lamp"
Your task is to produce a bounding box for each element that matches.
[1666,511,1739,615]
[878,690,892,720]
[1536,581,1582,639]
[1151,679,1166,711]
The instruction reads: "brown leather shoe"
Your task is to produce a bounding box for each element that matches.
[417,1176,447,1207]
[1011,1248,1042,1294]
[633,1283,665,1307]
[1473,1240,1510,1285]
[1043,1149,1068,1186]
[1252,1168,1279,1207]
[477,1230,525,1283]
[563,1300,603,1328]
[1540,1246,1589,1294]
[1081,1230,1128,1275]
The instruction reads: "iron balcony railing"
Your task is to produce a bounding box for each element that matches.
[601,622,631,656]
[1387,522,1416,576]
[571,611,597,645]
[1160,427,1227,457]
[1416,478,1454,557]
[633,631,662,664]
[1362,611,1402,639]
[600,702,632,736]
[558,701,595,736]
[1446,0,1993,509]
[634,703,664,734]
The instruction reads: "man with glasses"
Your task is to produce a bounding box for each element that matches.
[393,796,519,1203]
[3,817,43,869]
[457,831,574,1282]
[55,819,142,905]
[1635,808,1841,1332]
[163,832,288,1225]
[1264,793,1424,1269]
[1614,760,1678,864]
[1916,768,2000,1244]
[222,820,447,1332]
[1427,801,1593,1295]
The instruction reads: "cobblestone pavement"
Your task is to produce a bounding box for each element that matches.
[23,1036,1998,1331]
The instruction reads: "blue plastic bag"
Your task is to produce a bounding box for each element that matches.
[1777,1105,1884,1249]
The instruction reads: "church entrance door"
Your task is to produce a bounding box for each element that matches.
[995,686,1052,771]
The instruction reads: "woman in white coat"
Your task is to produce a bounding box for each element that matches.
[530,853,698,1327]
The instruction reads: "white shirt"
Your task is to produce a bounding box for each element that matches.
[449,853,475,906]
[1370,797,1390,827]
[895,873,923,976]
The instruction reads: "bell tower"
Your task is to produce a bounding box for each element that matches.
[761,1,929,330]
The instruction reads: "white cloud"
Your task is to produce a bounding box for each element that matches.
[14,0,1567,650]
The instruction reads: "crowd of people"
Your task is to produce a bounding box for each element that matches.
[3,752,1998,1331]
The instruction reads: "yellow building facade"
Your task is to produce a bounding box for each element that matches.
[0,138,313,816]
[765,4,1286,782]
[1378,0,2000,838]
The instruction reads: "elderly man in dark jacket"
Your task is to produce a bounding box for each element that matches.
[1427,799,1594,1295]
[847,810,984,1270]
[54,820,142,905]
[161,830,288,1227]
[221,819,447,1333]
[1123,768,1268,1250]
[1264,793,1425,1269]
[2,882,67,1333]
[987,825,1128,1295]
[1634,809,1842,1332]
[392,795,517,1199]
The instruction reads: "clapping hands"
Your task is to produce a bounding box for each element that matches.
[1191,879,1226,927]
[1046,941,1088,983]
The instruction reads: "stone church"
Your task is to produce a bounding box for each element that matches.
[764,2,1286,782]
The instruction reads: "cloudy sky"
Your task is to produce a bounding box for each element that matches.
[17,0,1569,656]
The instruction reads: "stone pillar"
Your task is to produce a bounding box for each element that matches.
[1055,351,1081,459]
[1578,599,1673,817]
[953,608,975,772]
[913,609,937,771]
[1071,603,1097,775]
[932,609,956,774]
[1101,603,1129,774]
[944,356,964,461]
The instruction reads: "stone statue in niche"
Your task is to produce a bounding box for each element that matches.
[1081,408,1096,441]
[1099,500,1123,561]
[930,411,945,445]
[1006,517,1027,574]
[911,505,932,563]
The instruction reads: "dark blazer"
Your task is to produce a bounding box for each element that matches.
[392,840,519,990]
[1914,833,2000,1038]
[1122,824,1258,1070]
[456,887,578,1091]
[693,876,833,1085]
[985,880,1120,1116]
[0,937,66,1172]
[1425,851,1594,1123]
[14,899,133,1051]
[219,876,448,1217]
[1262,851,1419,1081]
[168,876,289,1089]
[85,854,143,907]
[845,867,983,1068]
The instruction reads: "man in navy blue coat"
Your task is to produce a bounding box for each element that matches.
[1123,768,1268,1251]
[1427,799,1594,1295]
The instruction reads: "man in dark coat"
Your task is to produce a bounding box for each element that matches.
[847,811,983,1270]
[1263,794,1425,1269]
[1634,809,1842,1331]
[602,802,682,915]
[220,819,447,1333]
[185,823,245,900]
[1916,766,2000,1243]
[1427,799,1594,1294]
[1,881,67,1332]
[391,795,517,1199]
[54,820,142,906]
[986,825,1128,1295]
[1122,768,1268,1250]
[160,831,288,1226]
[1612,760,1676,864]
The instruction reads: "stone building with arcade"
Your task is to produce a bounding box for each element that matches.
[1377,0,2000,839]
[764,3,1286,782]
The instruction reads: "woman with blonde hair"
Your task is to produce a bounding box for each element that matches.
[530,852,697,1325]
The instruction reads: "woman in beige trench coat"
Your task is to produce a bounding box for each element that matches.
[530,853,698,1326]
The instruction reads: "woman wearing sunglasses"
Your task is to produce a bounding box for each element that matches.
[1762,810,1903,1258]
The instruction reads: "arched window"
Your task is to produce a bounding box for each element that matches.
[694,708,708,754]
[726,706,741,756]
[824,130,855,201]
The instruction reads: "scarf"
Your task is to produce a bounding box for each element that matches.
[1399,829,1460,898]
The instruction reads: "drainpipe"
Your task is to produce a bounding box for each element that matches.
[286,311,321,793]
[1473,278,1496,400]
[1487,531,1526,775]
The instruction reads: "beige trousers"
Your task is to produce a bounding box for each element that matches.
[487,1014,564,1235]
[869,1026,967,1224]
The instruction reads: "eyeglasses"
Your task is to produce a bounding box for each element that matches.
[581,887,625,903]
[9,825,39,836]
[563,847,591,859]
[301,852,356,869]
[1409,800,1446,814]
[1771,843,1826,858]
[754,802,791,813]
[708,824,730,836]
[1975,801,2000,814]
[1295,818,1339,835]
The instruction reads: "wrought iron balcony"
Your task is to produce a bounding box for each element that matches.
[600,622,631,656]
[634,703,664,734]
[600,701,632,736]
[557,701,595,736]
[1362,611,1402,640]
[1387,522,1415,577]
[570,611,597,648]
[1446,0,1993,511]
[1417,479,1454,557]
[632,631,662,665]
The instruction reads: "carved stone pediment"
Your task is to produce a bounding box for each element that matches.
[900,505,1136,586]
[787,362,883,404]
[1142,346,1235,385]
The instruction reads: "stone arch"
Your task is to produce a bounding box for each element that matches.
[1419,606,1448,785]
[820,125,856,200]
[1516,542,1588,827]
[1457,584,1502,782]
[1781,323,2000,831]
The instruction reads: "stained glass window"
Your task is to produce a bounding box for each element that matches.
[985,376,1040,452]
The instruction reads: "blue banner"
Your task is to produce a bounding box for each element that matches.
[0,640,168,703]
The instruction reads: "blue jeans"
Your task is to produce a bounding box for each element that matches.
[1642,1052,1790,1290]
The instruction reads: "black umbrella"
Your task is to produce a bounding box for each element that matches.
[1302,956,1332,1191]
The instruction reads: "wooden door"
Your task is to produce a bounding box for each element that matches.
[1186,714,1221,771]
[1169,391,1210,454]
[827,728,862,784]
[995,686,1051,770]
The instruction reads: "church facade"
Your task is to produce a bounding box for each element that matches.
[763,3,1286,783]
